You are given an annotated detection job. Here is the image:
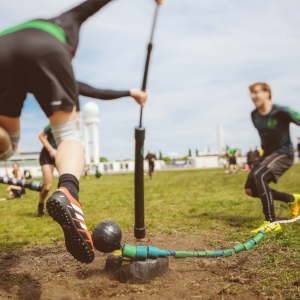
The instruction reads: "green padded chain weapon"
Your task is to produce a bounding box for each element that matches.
[109,218,300,263]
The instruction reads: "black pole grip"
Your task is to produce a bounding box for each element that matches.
[139,43,153,127]
[134,127,146,239]
[0,177,43,192]
[141,43,153,92]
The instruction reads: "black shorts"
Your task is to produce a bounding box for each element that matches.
[229,157,237,165]
[244,152,293,189]
[0,28,79,118]
[39,148,55,166]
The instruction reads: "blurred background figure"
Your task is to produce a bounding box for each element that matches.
[247,147,256,169]
[254,146,260,162]
[6,162,25,199]
[145,149,156,179]
[225,146,239,174]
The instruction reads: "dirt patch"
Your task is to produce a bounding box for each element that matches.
[0,232,298,299]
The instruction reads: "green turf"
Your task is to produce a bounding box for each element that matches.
[1,166,300,244]
[1,166,300,276]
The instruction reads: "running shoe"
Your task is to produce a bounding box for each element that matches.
[46,187,95,263]
[251,221,281,234]
[289,194,300,219]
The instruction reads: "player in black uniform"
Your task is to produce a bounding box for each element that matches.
[0,0,162,264]
[244,82,300,233]
[145,149,156,179]
[37,82,150,217]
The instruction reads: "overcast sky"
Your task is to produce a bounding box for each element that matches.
[1,0,300,160]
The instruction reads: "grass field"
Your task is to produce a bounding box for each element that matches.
[1,165,300,290]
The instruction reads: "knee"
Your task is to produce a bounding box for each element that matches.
[42,185,52,194]
[245,189,252,197]
[0,128,20,161]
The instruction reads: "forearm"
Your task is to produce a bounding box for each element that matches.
[61,0,113,24]
[39,134,54,152]
[78,81,130,100]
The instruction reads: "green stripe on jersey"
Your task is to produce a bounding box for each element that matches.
[0,20,66,44]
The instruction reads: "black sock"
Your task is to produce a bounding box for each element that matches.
[58,174,80,202]
[38,202,44,209]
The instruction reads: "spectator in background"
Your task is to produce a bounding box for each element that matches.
[253,146,260,162]
[226,146,239,173]
[6,162,25,199]
[145,150,156,179]
[247,147,256,169]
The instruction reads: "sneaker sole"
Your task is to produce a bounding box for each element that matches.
[46,194,94,264]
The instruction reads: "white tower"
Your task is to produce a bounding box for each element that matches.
[82,102,100,166]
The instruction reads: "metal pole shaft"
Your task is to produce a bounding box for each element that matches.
[134,5,160,239]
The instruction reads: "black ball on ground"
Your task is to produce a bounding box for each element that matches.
[91,220,122,253]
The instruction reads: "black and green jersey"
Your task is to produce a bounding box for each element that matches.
[251,104,300,157]
[0,0,112,57]
[44,124,58,150]
[227,148,236,157]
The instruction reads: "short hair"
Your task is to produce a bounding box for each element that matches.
[249,82,272,99]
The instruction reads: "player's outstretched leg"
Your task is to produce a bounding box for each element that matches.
[46,187,95,263]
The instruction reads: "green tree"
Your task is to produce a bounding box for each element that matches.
[159,150,163,160]
[163,156,172,165]
[100,157,108,162]
[188,149,192,156]
[196,149,199,156]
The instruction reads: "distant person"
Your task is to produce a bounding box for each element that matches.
[297,137,300,161]
[253,146,260,162]
[226,146,239,173]
[244,82,300,233]
[6,162,25,199]
[145,150,156,179]
[246,148,256,169]
[24,169,32,179]
[95,165,101,178]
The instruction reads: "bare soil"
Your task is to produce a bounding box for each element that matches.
[0,232,298,300]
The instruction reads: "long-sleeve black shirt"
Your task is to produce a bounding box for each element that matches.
[251,104,300,157]
[77,81,130,100]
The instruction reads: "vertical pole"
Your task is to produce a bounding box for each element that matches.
[134,127,145,239]
[134,5,160,239]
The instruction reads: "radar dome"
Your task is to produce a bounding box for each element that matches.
[83,102,100,124]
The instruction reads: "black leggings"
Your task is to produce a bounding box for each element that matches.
[249,165,293,222]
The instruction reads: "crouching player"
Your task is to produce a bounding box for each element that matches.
[245,82,300,233]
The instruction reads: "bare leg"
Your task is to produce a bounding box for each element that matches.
[40,164,55,203]
[0,116,20,152]
[47,108,94,263]
[49,109,84,179]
